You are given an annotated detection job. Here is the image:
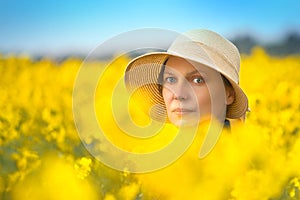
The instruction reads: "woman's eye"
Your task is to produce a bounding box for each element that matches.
[165,77,177,83]
[192,77,204,84]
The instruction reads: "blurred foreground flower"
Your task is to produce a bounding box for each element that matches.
[11,155,98,200]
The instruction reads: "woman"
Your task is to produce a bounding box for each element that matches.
[124,29,249,128]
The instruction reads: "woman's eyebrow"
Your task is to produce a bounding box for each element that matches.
[164,70,203,77]
[163,71,175,76]
[186,70,202,76]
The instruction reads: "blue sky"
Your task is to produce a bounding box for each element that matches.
[1,0,300,56]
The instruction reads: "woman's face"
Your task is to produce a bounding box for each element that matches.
[162,56,230,127]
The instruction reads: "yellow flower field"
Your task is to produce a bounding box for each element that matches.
[0,47,300,200]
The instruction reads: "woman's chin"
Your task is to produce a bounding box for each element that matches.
[168,114,212,128]
[169,117,200,128]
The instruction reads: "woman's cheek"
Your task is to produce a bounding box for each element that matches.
[162,89,172,108]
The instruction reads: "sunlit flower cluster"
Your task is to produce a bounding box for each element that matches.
[0,48,299,199]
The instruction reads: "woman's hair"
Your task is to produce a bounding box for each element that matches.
[157,59,168,93]
[221,74,233,88]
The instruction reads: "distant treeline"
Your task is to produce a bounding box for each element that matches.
[3,32,299,61]
[231,31,300,56]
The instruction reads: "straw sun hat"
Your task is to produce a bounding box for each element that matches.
[124,29,249,121]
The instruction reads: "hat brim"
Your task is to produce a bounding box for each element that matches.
[125,51,248,120]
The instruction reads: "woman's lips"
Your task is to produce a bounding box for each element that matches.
[172,108,194,115]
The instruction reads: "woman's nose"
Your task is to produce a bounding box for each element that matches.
[172,81,190,100]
